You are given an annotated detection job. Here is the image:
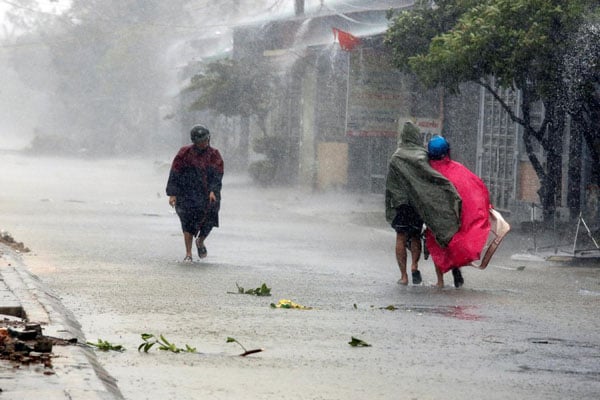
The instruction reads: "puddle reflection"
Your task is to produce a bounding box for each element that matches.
[382,304,482,320]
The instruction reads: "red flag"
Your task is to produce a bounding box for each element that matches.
[332,28,361,51]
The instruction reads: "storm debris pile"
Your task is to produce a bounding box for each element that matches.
[0,318,75,374]
[0,231,30,253]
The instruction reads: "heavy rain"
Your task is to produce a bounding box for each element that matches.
[0,1,599,399]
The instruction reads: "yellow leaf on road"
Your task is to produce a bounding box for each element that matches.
[270,299,313,309]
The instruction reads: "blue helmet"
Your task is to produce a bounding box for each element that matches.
[428,135,450,159]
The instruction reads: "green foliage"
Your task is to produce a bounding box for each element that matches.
[226,337,264,356]
[387,0,588,94]
[186,59,240,117]
[5,0,192,155]
[385,0,481,74]
[226,336,247,352]
[138,333,196,354]
[186,58,277,130]
[562,12,600,178]
[233,282,272,296]
[248,135,291,186]
[248,160,276,186]
[87,338,125,352]
[348,337,371,347]
[385,0,597,218]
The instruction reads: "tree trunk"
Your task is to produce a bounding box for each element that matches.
[539,131,561,223]
[567,116,582,219]
[538,105,564,224]
[479,80,570,223]
[579,99,600,187]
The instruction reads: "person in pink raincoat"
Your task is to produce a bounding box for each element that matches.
[425,135,492,288]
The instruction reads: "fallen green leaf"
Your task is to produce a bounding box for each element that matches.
[231,282,271,296]
[138,333,196,353]
[349,337,371,347]
[87,338,125,352]
[226,336,247,352]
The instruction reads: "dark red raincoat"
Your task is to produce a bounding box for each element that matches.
[166,144,224,229]
[425,156,491,273]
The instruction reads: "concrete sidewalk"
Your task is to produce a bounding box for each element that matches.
[0,244,123,400]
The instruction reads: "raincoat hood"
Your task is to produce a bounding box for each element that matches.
[399,122,422,147]
[385,122,461,247]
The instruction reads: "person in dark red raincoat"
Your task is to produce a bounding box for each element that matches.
[166,125,224,262]
[425,135,491,288]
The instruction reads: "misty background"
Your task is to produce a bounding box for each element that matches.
[2,0,599,228]
[0,0,328,157]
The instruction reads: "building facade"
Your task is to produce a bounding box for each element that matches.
[174,3,596,227]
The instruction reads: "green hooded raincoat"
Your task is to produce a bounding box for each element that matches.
[385,122,461,247]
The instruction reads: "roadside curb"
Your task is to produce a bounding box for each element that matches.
[0,244,123,400]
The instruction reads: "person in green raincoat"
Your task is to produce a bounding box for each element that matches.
[385,121,461,285]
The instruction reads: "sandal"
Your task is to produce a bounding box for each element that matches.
[411,270,422,285]
[195,237,207,259]
[183,255,193,262]
[197,245,207,259]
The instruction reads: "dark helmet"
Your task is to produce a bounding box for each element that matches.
[428,135,450,160]
[190,125,210,144]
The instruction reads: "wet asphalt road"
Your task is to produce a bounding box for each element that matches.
[1,153,599,400]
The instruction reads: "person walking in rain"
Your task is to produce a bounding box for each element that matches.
[385,122,461,285]
[425,135,492,288]
[166,125,224,262]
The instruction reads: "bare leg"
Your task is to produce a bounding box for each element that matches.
[409,233,421,273]
[435,265,444,288]
[183,232,194,259]
[395,232,409,285]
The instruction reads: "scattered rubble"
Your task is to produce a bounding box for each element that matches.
[0,317,77,374]
[0,231,30,253]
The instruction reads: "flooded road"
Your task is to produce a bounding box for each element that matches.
[1,152,599,399]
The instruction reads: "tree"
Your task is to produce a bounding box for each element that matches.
[386,0,596,222]
[4,0,192,155]
[562,13,600,215]
[185,58,278,166]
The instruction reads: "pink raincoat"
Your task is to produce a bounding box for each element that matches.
[425,157,491,273]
